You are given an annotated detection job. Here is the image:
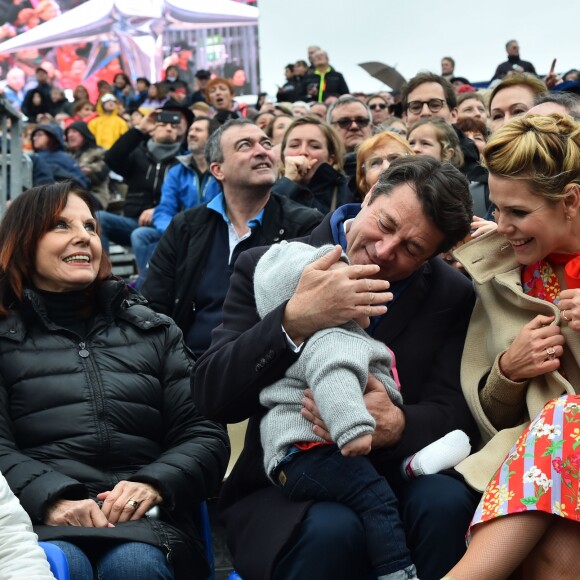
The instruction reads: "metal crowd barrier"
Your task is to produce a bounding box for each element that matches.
[0,96,32,217]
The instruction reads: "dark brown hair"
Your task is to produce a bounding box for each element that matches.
[401,72,457,111]
[370,156,472,254]
[73,99,95,115]
[0,182,112,316]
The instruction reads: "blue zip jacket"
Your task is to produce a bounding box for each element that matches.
[152,154,221,232]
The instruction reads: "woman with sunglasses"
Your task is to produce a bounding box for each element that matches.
[272,115,347,214]
[366,94,390,129]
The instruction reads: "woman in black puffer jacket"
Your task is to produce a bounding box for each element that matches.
[0,182,229,580]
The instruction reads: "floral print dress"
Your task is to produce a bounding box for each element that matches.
[470,259,580,532]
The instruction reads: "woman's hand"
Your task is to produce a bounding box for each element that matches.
[499,315,564,381]
[558,289,580,333]
[284,155,317,184]
[470,216,498,239]
[97,481,162,524]
[45,499,114,528]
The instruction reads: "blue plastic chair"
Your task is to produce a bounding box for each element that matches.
[39,542,70,580]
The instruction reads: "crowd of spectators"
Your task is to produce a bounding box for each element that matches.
[0,32,580,580]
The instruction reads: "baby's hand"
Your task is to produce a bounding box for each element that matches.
[341,434,372,457]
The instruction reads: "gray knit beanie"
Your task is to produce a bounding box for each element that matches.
[254,241,348,319]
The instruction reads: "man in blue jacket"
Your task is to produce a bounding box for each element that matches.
[131,116,221,277]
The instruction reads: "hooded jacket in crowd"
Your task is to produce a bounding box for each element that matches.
[31,124,90,189]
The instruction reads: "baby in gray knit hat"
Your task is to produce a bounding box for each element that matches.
[256,241,403,472]
[255,241,471,580]
[256,241,418,580]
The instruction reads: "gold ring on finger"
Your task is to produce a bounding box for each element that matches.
[127,499,140,510]
[545,346,556,360]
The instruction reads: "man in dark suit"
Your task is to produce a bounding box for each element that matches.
[194,156,480,580]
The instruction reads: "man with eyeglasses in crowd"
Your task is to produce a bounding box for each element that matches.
[326,95,373,193]
[401,72,480,180]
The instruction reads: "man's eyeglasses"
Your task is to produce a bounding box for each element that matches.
[406,98,446,115]
[369,103,387,111]
[331,117,371,130]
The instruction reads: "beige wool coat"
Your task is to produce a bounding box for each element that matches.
[453,231,580,492]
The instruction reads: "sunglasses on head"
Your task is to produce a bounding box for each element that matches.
[332,117,371,130]
[369,103,387,111]
[406,98,446,115]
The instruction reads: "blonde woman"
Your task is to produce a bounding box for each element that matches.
[273,115,347,214]
[447,114,580,580]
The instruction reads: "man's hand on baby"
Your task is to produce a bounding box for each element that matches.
[341,434,372,457]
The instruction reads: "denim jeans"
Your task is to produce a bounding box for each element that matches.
[96,211,139,254]
[49,540,174,580]
[130,226,163,274]
[274,445,413,576]
[274,472,480,580]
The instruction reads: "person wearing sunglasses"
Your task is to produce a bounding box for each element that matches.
[366,94,390,129]
[327,95,373,153]
[327,95,374,195]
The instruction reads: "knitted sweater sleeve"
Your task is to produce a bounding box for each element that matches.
[301,327,376,448]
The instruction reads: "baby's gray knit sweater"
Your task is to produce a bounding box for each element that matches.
[255,241,402,478]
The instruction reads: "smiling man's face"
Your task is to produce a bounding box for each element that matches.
[346,184,444,282]
[210,124,277,192]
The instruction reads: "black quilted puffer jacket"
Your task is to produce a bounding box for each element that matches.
[0,279,229,579]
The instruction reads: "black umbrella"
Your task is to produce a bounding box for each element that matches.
[359,61,407,91]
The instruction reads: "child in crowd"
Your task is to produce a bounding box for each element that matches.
[455,117,488,156]
[88,93,128,149]
[407,117,464,169]
[256,241,471,580]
